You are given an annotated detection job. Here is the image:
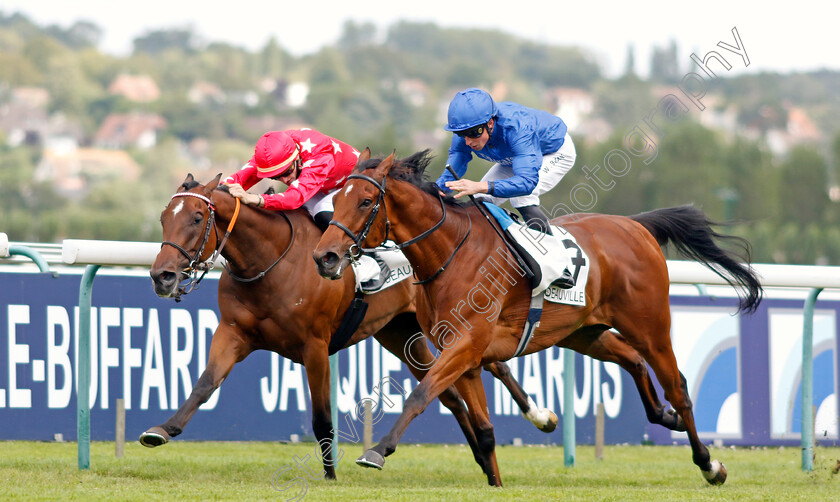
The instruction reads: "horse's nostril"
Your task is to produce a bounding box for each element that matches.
[323,252,339,268]
[153,270,177,286]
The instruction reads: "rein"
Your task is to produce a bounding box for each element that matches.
[223,210,294,283]
[329,172,470,284]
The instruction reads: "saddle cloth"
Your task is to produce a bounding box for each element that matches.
[482,202,589,306]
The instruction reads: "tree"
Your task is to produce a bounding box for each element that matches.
[133,27,199,55]
[649,39,680,83]
[338,20,377,50]
[45,20,102,49]
[623,43,636,78]
[778,145,830,226]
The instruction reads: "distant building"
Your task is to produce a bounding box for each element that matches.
[108,74,161,103]
[35,146,141,199]
[188,81,225,105]
[763,105,823,157]
[546,87,595,131]
[398,79,428,107]
[544,87,611,144]
[94,113,167,150]
[0,87,85,148]
[11,87,50,109]
[0,86,50,147]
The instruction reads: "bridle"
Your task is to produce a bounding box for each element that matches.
[160,190,294,301]
[328,172,471,285]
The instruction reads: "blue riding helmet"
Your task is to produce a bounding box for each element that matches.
[444,88,498,132]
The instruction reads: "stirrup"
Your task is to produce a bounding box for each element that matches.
[550,269,575,290]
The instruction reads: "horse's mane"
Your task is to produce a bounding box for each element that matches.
[356,150,464,206]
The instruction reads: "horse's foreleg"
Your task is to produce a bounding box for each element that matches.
[374,326,488,477]
[301,345,337,481]
[139,326,247,447]
[453,367,502,487]
[483,361,557,433]
[357,342,479,475]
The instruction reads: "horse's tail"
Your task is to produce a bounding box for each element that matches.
[630,205,763,314]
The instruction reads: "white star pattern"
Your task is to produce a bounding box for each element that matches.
[331,141,342,153]
[300,138,316,153]
[353,149,360,158]
[291,180,300,188]
[303,159,315,167]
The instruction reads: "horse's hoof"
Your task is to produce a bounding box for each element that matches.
[356,450,385,470]
[139,427,171,448]
[539,411,558,433]
[702,460,727,485]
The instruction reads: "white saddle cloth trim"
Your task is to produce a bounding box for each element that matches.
[351,255,380,283]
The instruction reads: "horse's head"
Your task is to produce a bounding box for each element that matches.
[313,148,396,279]
[151,173,222,299]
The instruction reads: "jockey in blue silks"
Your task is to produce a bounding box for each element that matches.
[435,87,578,288]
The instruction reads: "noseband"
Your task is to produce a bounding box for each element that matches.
[328,172,470,284]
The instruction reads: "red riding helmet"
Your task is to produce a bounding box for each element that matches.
[253,131,300,178]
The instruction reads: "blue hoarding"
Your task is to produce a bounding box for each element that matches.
[1,270,837,446]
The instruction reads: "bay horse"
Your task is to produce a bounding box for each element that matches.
[141,173,556,480]
[313,150,763,487]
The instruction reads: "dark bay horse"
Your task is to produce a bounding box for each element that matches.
[313,150,763,487]
[141,173,555,480]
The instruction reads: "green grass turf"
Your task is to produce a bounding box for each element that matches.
[1,441,838,501]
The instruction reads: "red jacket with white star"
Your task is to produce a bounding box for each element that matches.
[224,129,359,211]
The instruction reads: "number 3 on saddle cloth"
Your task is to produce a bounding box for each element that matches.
[482,202,591,358]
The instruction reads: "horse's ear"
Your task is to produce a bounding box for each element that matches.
[356,147,371,167]
[205,173,222,193]
[177,173,195,192]
[374,150,396,177]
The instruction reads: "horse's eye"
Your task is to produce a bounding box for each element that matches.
[192,213,203,225]
[360,199,372,208]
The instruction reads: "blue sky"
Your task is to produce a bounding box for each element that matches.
[2,1,835,77]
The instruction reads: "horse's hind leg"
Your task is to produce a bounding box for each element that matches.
[562,328,684,431]
[139,325,249,447]
[483,361,558,432]
[613,314,727,485]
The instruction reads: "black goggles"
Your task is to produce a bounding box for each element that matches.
[455,124,486,138]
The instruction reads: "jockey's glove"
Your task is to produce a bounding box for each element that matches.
[227,183,263,207]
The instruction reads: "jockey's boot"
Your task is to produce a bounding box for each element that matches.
[358,253,391,292]
[518,205,574,289]
[313,211,332,232]
[517,205,553,235]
